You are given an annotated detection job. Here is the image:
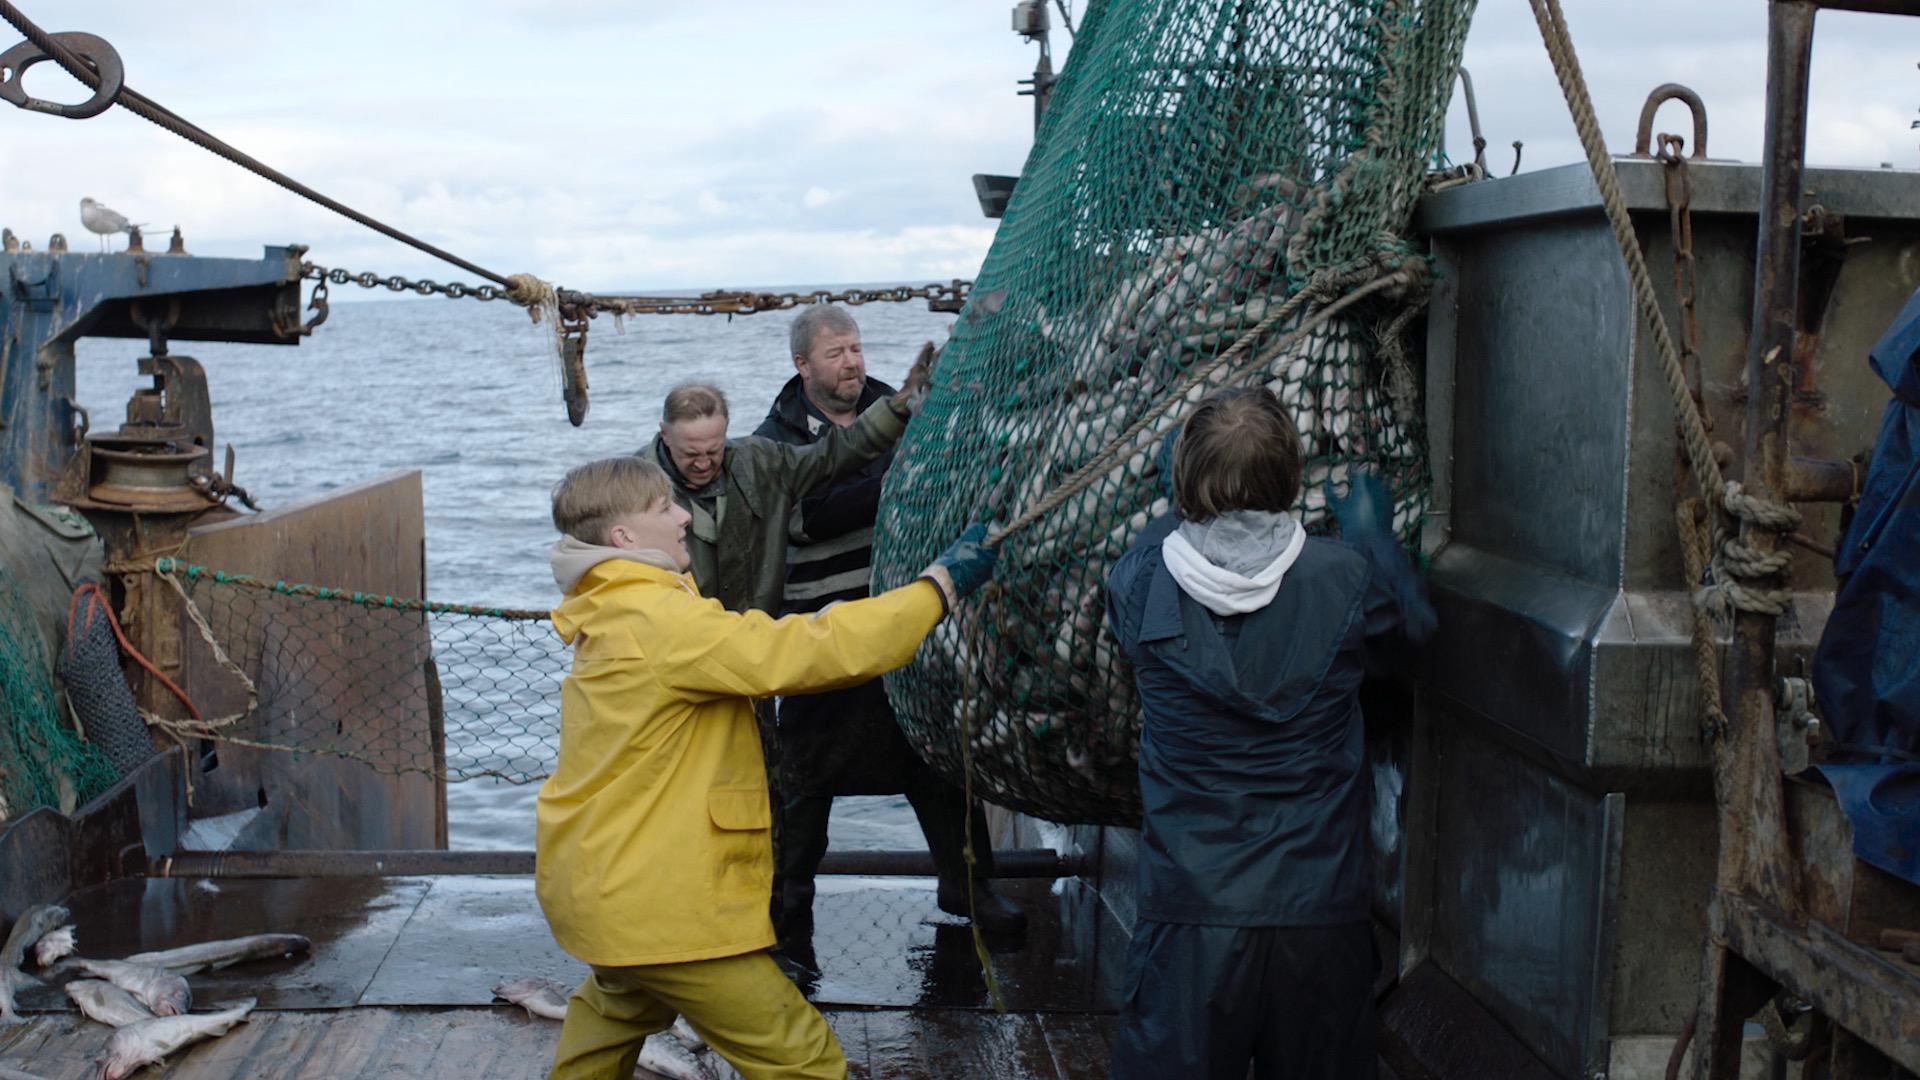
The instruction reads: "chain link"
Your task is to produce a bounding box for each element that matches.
[1658,135,1705,425]
[300,261,506,302]
[299,261,972,317]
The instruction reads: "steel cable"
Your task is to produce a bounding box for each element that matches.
[0,0,516,287]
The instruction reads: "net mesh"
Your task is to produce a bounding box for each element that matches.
[0,576,118,817]
[157,561,565,785]
[872,0,1475,826]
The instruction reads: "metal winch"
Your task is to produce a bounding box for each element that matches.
[58,323,222,514]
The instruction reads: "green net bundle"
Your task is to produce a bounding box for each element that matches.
[873,0,1475,826]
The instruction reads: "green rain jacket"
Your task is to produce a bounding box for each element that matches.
[646,398,908,615]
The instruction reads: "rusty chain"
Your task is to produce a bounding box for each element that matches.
[1659,129,1731,742]
[300,262,510,302]
[1658,134,1705,424]
[299,261,972,318]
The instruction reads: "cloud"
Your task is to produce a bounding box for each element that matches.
[7,1,1914,298]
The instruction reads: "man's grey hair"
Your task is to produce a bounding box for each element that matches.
[789,305,859,361]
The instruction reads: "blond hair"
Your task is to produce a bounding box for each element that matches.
[551,457,673,544]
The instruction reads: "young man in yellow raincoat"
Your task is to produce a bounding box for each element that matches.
[538,455,997,1080]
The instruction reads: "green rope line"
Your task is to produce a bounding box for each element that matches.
[155,558,547,621]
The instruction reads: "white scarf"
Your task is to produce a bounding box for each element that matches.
[1160,511,1306,616]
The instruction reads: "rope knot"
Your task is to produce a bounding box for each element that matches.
[1720,480,1801,532]
[504,273,558,323]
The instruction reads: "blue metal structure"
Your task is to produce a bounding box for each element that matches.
[0,240,303,500]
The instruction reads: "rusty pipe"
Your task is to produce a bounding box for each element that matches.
[152,848,1088,880]
[1782,455,1859,503]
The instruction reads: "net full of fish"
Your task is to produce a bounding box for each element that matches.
[870,0,1474,827]
[879,189,1425,827]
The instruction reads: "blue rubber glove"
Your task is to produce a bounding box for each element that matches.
[1328,470,1394,542]
[930,523,999,601]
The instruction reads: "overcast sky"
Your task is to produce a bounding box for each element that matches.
[0,1,1914,292]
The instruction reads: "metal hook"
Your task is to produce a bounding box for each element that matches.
[0,31,123,119]
[1457,67,1488,173]
[1633,82,1709,160]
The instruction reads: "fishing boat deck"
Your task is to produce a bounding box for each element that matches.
[0,874,1119,1079]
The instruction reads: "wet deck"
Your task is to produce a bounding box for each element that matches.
[1,874,1118,1078]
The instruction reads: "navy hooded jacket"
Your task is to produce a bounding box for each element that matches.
[1106,515,1435,926]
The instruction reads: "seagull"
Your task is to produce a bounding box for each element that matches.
[80,197,143,252]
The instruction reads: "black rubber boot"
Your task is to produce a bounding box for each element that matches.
[937,881,1029,936]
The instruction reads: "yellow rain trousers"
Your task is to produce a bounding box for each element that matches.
[537,557,944,1078]
[551,952,842,1080]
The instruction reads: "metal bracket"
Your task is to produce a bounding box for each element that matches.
[1633,82,1709,159]
[0,31,123,119]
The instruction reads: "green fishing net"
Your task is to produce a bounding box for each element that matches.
[873,0,1475,825]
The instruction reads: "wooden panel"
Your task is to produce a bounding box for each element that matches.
[862,1010,931,1080]
[2,1005,1115,1078]
[266,1009,401,1078]
[824,1010,870,1080]
[1038,1013,1117,1080]
[914,1010,1061,1078]
[167,471,440,850]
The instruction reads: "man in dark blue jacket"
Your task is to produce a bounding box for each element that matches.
[1105,387,1434,1080]
[755,306,1026,950]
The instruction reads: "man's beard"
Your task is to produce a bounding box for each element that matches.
[816,377,863,412]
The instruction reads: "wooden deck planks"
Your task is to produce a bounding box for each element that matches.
[0,1006,1112,1079]
[267,1008,403,1078]
[861,1010,932,1080]
[913,1010,1063,1079]
[1037,1011,1116,1079]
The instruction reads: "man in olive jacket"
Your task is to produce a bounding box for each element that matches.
[644,357,928,615]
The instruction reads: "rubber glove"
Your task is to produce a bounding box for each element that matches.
[1328,469,1393,542]
[889,342,940,418]
[919,523,999,612]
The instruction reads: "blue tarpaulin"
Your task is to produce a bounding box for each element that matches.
[1812,285,1920,885]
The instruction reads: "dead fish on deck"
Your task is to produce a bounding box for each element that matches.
[32,926,74,968]
[74,959,191,1017]
[1,904,68,1024]
[493,977,714,1080]
[492,975,569,1020]
[635,1033,716,1080]
[96,998,253,1080]
[124,933,310,975]
[64,980,154,1027]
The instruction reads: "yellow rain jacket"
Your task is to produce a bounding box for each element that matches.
[537,557,944,967]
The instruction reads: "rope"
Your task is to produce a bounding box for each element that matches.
[153,559,549,621]
[1676,500,1729,738]
[987,265,1418,546]
[957,692,1007,1013]
[1526,0,1799,620]
[0,0,521,289]
[67,582,201,723]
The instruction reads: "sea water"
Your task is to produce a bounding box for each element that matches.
[74,293,957,850]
